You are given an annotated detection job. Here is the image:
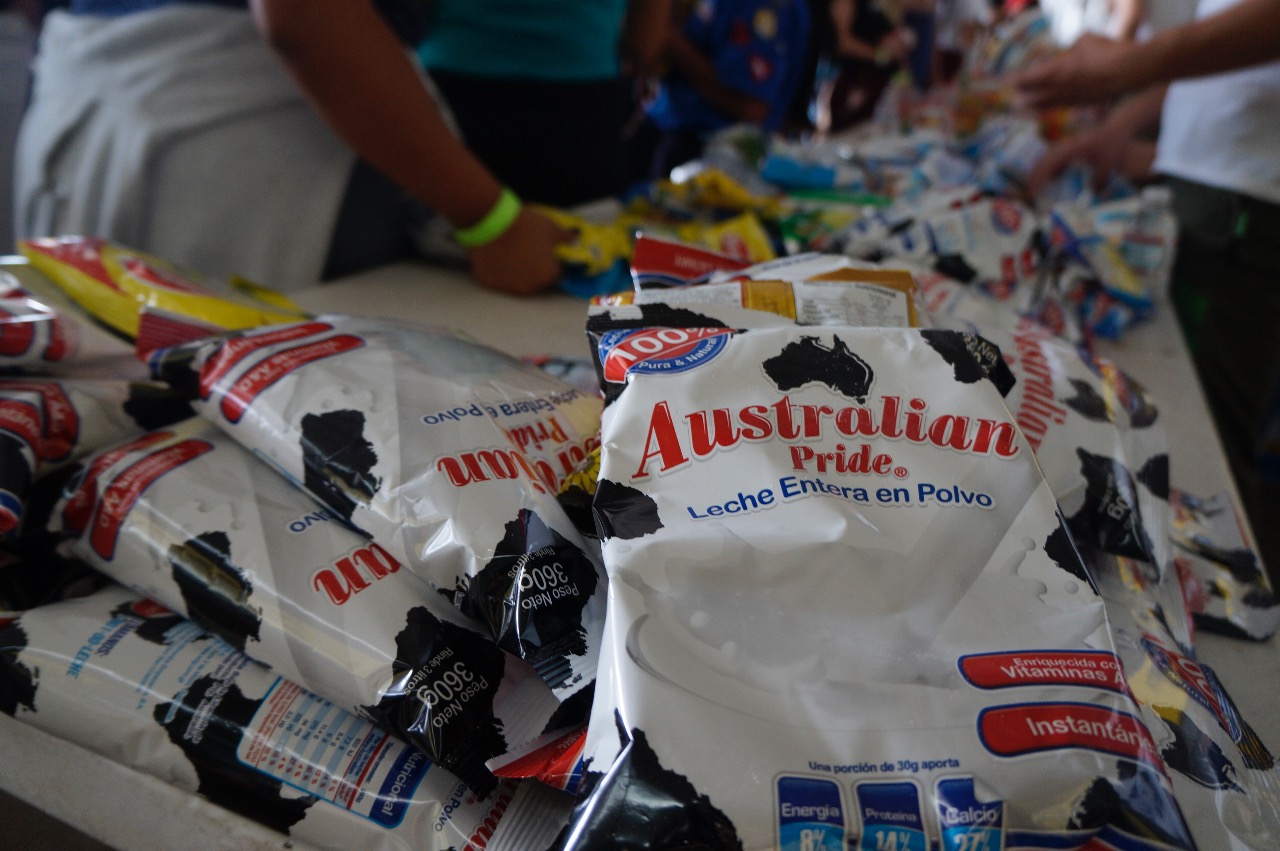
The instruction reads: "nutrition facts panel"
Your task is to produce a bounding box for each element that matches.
[238,678,427,826]
[241,681,374,800]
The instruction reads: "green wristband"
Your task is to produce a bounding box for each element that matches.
[454,188,522,248]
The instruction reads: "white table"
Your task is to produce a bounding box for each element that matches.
[1,259,1276,850]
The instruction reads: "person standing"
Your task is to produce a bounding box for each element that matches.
[1017,0,1280,581]
[814,0,914,132]
[13,0,572,294]
[417,1,671,208]
[630,0,813,180]
[931,0,992,84]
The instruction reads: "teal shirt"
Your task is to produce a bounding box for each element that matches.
[417,0,629,80]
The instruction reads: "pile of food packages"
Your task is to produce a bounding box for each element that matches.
[2,16,1279,848]
[549,113,1175,348]
[547,7,1172,348]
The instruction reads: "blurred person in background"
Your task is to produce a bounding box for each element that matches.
[13,1,664,296]
[900,0,937,90]
[1016,0,1280,580]
[813,0,915,132]
[931,0,992,84]
[782,0,830,132]
[991,0,1037,21]
[628,0,813,180]
[416,1,670,209]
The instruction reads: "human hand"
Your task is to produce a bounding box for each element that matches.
[879,30,914,65]
[1025,119,1130,196]
[465,207,571,296]
[1013,34,1136,109]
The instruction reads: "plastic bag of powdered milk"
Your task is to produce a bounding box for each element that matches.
[580,264,1280,849]
[928,317,1280,849]
[49,417,564,793]
[564,323,1199,850]
[0,270,141,376]
[1170,488,1278,642]
[0,584,572,850]
[0,377,192,538]
[146,316,605,716]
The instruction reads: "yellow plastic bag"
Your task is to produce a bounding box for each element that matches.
[537,208,636,278]
[20,236,307,340]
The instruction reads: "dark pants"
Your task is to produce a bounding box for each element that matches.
[902,10,934,91]
[431,70,632,209]
[1169,176,1280,586]
[322,159,423,281]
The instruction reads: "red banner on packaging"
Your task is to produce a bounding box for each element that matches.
[959,650,1127,693]
[0,398,41,449]
[219,334,364,423]
[89,438,214,558]
[978,702,1160,766]
[0,308,36,357]
[61,431,174,535]
[2,381,78,462]
[199,320,334,400]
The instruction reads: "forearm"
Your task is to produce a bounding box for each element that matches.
[250,0,502,230]
[1104,83,1168,139]
[622,0,675,77]
[1120,0,1280,89]
[833,29,882,63]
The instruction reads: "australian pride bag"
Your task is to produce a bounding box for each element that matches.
[584,270,1280,849]
[567,323,1198,850]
